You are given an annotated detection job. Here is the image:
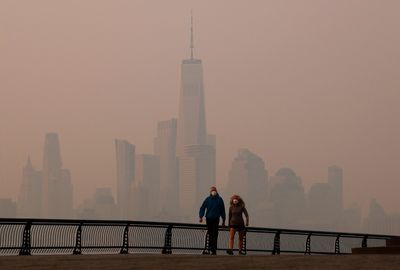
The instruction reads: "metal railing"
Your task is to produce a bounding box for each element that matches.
[0,218,394,256]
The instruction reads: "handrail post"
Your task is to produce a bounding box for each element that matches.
[162,225,173,254]
[73,223,82,255]
[202,231,210,255]
[120,223,130,254]
[335,234,341,254]
[304,233,312,255]
[19,221,32,256]
[272,230,280,255]
[241,228,247,255]
[362,235,368,248]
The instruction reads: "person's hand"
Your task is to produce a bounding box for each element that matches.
[199,218,203,223]
[246,221,249,227]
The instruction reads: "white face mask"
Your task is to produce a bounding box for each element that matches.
[211,191,217,196]
[233,199,239,204]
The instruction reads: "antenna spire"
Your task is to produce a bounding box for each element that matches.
[190,11,194,60]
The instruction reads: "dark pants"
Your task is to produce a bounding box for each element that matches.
[206,218,219,254]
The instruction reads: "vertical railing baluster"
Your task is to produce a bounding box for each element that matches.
[304,233,311,255]
[335,234,341,254]
[162,225,173,254]
[19,221,32,256]
[120,223,130,254]
[73,223,82,255]
[272,231,280,255]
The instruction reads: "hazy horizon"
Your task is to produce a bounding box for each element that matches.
[1,0,399,216]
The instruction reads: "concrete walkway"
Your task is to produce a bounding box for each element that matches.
[1,254,400,270]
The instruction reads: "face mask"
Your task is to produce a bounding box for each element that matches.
[211,191,217,196]
[233,199,239,204]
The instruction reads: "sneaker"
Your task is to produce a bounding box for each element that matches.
[202,250,210,255]
[211,251,217,255]
[239,250,246,255]
[226,249,234,255]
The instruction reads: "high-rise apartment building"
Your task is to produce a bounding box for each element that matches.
[115,139,135,219]
[41,133,73,218]
[154,119,179,218]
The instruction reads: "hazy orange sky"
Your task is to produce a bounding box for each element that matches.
[1,0,399,215]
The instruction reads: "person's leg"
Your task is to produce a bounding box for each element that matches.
[226,228,235,255]
[214,220,219,251]
[229,228,235,249]
[206,219,213,253]
[210,219,219,254]
[207,219,215,254]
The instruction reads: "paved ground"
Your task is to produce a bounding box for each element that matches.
[1,254,400,270]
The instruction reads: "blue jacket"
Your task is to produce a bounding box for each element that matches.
[199,194,226,221]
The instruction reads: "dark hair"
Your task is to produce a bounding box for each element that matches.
[230,194,245,207]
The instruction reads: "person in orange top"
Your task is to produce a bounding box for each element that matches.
[226,195,249,255]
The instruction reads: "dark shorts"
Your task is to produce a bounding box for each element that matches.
[229,225,246,232]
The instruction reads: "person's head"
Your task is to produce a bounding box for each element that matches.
[210,186,218,197]
[230,195,245,207]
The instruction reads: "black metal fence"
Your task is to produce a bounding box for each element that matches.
[0,218,394,256]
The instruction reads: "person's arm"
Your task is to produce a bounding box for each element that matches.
[220,198,226,225]
[243,207,249,226]
[199,198,208,222]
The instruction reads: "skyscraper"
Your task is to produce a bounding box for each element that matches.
[17,156,42,217]
[132,154,160,220]
[154,119,179,218]
[179,145,216,221]
[41,133,73,218]
[328,165,343,212]
[226,149,268,210]
[176,15,216,220]
[306,182,336,230]
[269,168,306,228]
[115,139,135,219]
[176,15,208,157]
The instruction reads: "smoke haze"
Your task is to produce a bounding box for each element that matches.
[1,0,399,217]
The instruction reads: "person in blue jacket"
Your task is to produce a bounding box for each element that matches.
[199,186,226,255]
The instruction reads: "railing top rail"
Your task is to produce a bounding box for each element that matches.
[0,218,395,240]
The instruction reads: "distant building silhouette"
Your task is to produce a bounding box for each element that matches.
[306,182,337,230]
[363,199,400,235]
[328,165,344,214]
[17,156,42,217]
[176,16,216,221]
[226,149,268,213]
[176,18,207,157]
[93,188,118,219]
[154,119,179,219]
[77,188,118,219]
[131,154,160,220]
[340,206,362,233]
[269,168,306,228]
[0,198,17,218]
[115,139,135,219]
[41,133,73,218]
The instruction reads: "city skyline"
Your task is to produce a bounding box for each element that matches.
[10,130,395,234]
[1,1,400,218]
